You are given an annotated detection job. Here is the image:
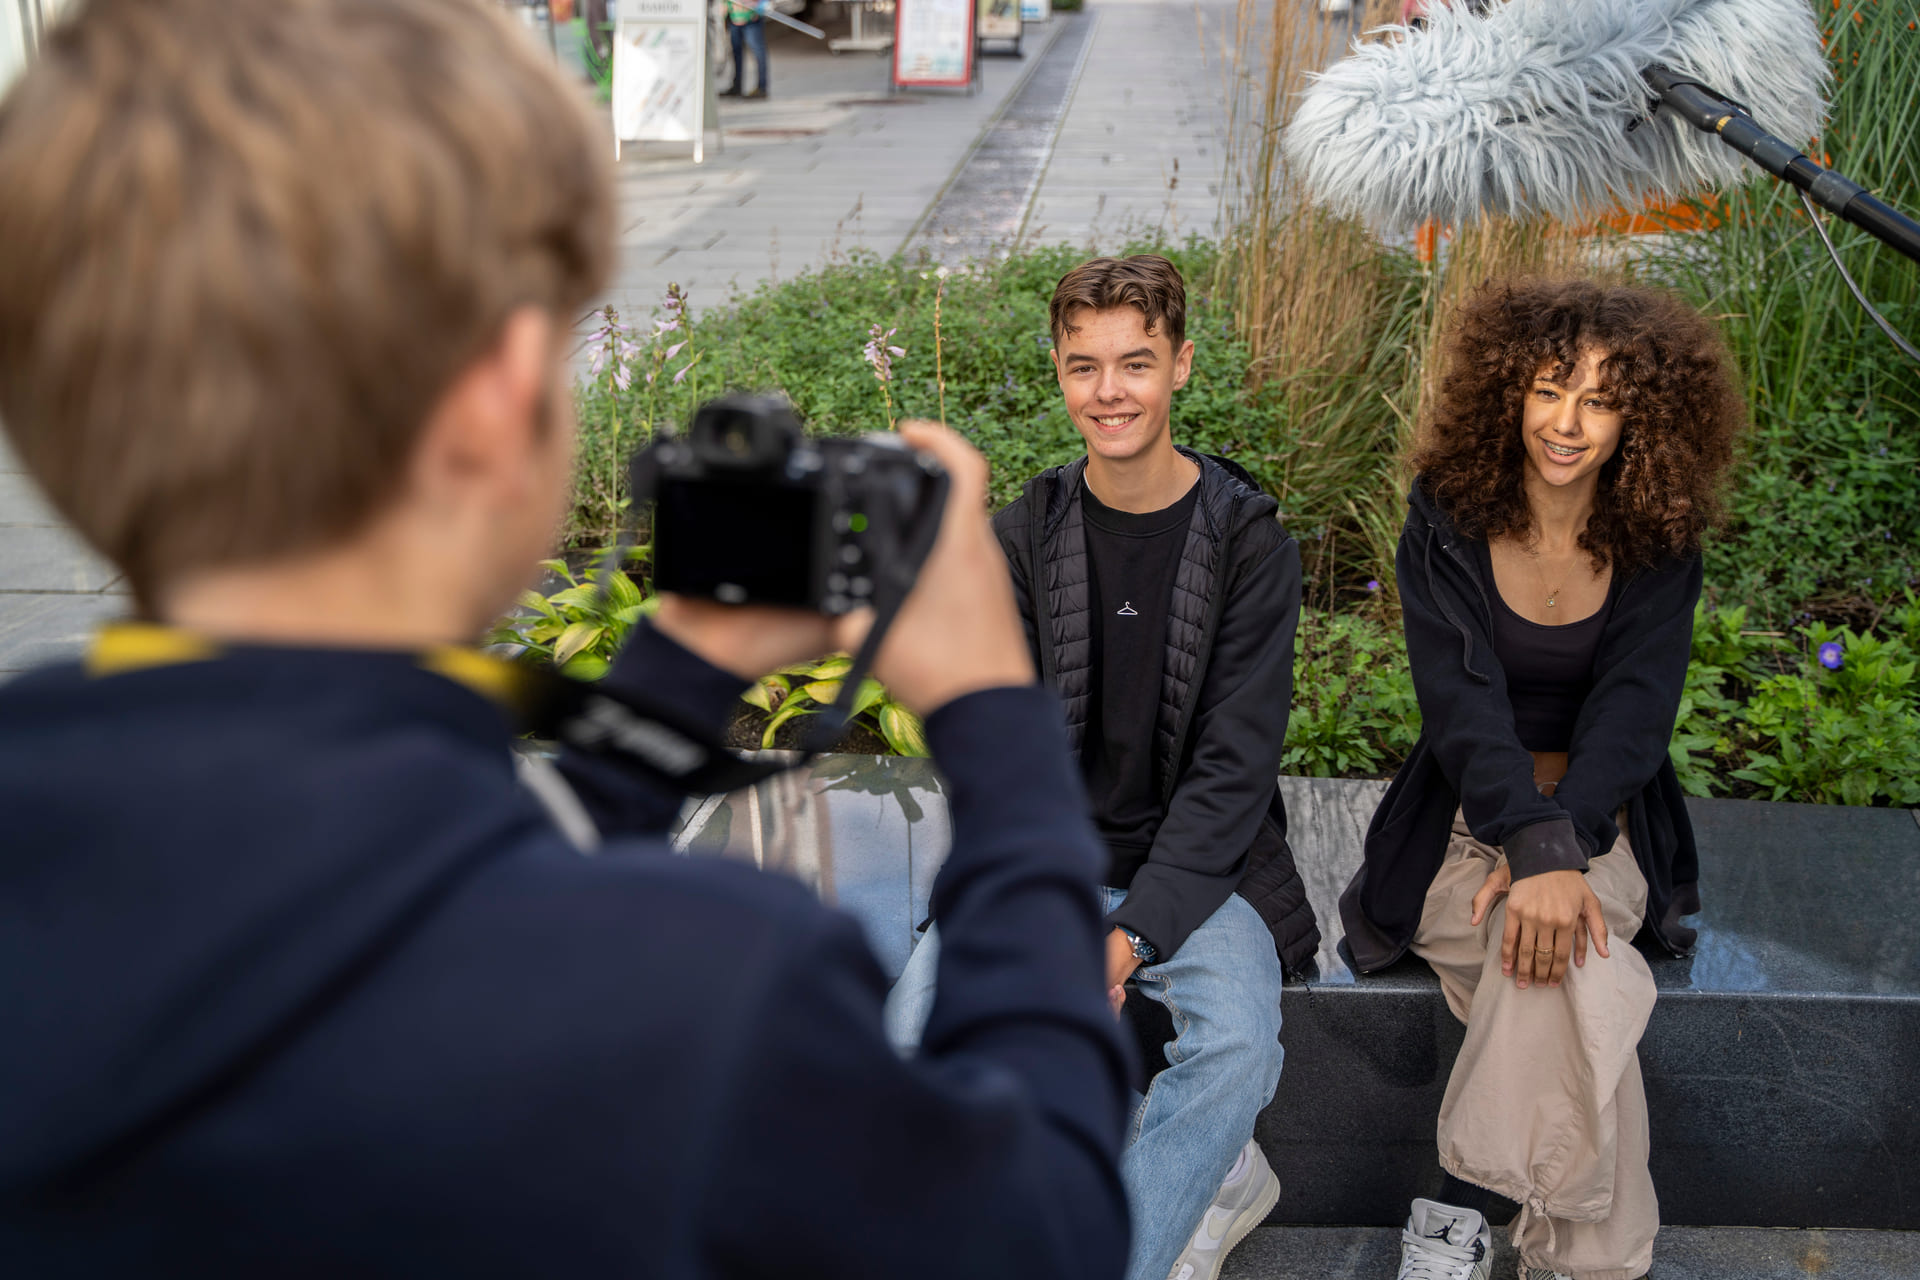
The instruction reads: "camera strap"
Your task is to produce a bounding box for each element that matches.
[496,657,808,795]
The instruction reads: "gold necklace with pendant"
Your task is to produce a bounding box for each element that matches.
[1528,547,1564,610]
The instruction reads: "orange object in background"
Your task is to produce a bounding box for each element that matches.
[1600,192,1724,235]
[1410,193,1725,262]
[551,0,575,19]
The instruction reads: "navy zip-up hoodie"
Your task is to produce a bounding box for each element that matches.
[0,621,1130,1277]
[1340,479,1704,972]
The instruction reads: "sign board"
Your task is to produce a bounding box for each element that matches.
[612,0,710,162]
[892,0,975,89]
[977,0,1021,43]
[1019,0,1050,21]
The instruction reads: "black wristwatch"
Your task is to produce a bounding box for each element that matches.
[1121,928,1157,967]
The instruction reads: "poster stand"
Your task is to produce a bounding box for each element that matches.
[976,0,1021,55]
[890,0,976,92]
[612,0,722,164]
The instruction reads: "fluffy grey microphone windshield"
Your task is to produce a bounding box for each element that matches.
[1283,0,1828,231]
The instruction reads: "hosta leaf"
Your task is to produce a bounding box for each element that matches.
[878,703,929,757]
[741,675,789,713]
[603,569,645,612]
[516,589,560,619]
[807,655,854,680]
[553,621,605,667]
[849,678,886,718]
[561,652,609,681]
[761,697,817,748]
[547,584,602,614]
[802,679,843,706]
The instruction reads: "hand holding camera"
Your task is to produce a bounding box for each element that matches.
[643,398,1031,718]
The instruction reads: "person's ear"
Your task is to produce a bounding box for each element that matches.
[414,306,555,505]
[1171,338,1195,392]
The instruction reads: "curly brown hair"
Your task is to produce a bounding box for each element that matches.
[1413,279,1746,571]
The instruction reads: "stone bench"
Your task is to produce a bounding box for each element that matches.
[671,759,1920,1231]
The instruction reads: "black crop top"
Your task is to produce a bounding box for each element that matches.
[1476,541,1611,752]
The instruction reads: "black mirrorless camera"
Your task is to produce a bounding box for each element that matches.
[630,395,949,615]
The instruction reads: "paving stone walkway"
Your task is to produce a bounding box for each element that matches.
[0,435,127,677]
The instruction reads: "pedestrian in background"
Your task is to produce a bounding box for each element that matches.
[720,0,767,98]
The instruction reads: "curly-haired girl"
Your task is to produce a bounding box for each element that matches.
[1341,279,1746,1280]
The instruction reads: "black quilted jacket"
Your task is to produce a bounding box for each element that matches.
[992,449,1321,975]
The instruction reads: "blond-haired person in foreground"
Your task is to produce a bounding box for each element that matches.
[0,1,1131,1274]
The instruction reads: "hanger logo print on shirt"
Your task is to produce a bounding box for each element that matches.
[1116,602,1139,616]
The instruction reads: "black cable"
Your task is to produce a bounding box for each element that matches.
[1799,190,1920,368]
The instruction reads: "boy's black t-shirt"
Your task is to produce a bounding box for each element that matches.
[1079,477,1200,888]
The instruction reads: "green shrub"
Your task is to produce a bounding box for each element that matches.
[1283,606,1421,778]
[1703,344,1920,626]
[1671,602,1920,805]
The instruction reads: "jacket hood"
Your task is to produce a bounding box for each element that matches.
[0,649,531,1193]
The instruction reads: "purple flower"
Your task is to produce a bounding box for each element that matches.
[673,362,693,385]
[613,366,631,392]
[863,324,903,383]
[1366,579,1381,592]
[1818,641,1844,670]
[664,340,687,361]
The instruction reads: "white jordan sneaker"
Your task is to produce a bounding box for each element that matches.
[1397,1198,1492,1280]
[1164,1140,1281,1280]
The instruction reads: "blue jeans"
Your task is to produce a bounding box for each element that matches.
[884,886,1285,1280]
[728,17,767,92]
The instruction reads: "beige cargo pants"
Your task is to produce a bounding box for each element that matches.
[1410,813,1658,1280]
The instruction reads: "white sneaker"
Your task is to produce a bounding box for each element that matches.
[1398,1198,1492,1280]
[1164,1139,1281,1280]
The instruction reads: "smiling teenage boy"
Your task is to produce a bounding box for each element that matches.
[886,255,1318,1280]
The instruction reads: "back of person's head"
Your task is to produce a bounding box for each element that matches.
[1049,254,1188,352]
[0,0,614,613]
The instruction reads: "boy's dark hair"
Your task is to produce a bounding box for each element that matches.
[1050,255,1188,352]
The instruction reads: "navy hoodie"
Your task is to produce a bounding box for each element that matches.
[0,621,1130,1277]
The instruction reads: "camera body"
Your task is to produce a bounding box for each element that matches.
[634,395,948,615]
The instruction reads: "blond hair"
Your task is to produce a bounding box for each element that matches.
[0,0,614,608]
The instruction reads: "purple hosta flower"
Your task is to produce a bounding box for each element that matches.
[673,362,693,385]
[585,306,622,349]
[863,324,905,383]
[1366,579,1381,592]
[613,365,632,392]
[664,340,687,361]
[1818,641,1844,671]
